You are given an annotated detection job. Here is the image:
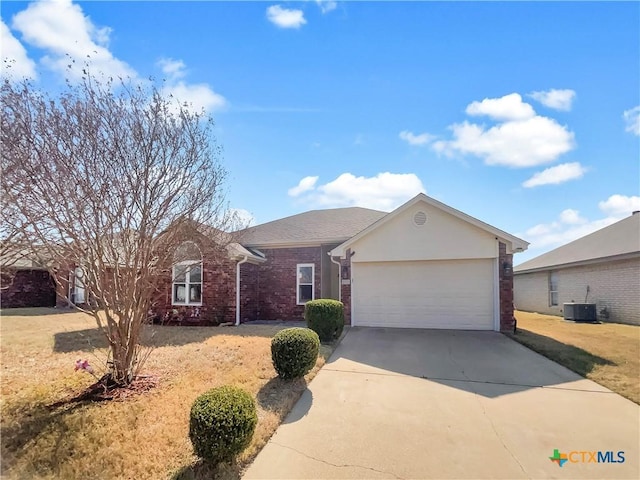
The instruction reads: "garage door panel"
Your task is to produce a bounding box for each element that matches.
[352,260,494,330]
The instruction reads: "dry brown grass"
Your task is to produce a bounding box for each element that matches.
[512,311,640,404]
[0,308,335,479]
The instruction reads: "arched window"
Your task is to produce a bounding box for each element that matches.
[172,242,203,306]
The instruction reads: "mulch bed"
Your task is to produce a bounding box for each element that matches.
[48,374,159,409]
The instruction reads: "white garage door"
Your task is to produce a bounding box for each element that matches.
[352,259,495,330]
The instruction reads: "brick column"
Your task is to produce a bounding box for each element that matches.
[498,242,515,332]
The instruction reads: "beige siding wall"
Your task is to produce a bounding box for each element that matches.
[514,258,640,325]
[349,202,497,262]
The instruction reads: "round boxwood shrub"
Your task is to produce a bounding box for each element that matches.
[189,385,258,465]
[271,327,320,380]
[305,299,344,342]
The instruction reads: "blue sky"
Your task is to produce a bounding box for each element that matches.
[2,0,638,263]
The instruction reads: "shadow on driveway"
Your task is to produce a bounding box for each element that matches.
[324,327,612,399]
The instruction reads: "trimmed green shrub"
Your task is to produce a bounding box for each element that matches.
[305,299,344,342]
[189,385,258,465]
[271,327,320,380]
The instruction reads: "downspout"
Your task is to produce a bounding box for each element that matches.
[328,253,342,302]
[235,256,249,326]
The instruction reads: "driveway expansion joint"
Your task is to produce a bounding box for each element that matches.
[271,441,405,479]
[446,347,530,479]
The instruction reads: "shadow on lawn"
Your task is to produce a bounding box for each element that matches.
[509,328,616,377]
[172,459,240,480]
[1,401,88,474]
[53,323,291,353]
[256,376,309,414]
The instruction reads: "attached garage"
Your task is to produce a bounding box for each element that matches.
[331,194,528,332]
[352,259,495,329]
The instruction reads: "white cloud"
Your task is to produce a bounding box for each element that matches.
[162,81,227,114]
[157,58,187,80]
[12,0,136,80]
[522,162,587,188]
[433,93,575,168]
[559,208,586,225]
[433,116,575,168]
[156,58,226,114]
[316,1,338,14]
[291,172,425,210]
[623,106,640,136]
[7,2,226,115]
[266,5,307,29]
[598,194,640,216]
[520,195,637,252]
[288,176,319,197]
[465,93,535,121]
[0,19,37,80]
[399,130,435,146]
[529,89,576,111]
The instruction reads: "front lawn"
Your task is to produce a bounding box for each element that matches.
[0,308,333,479]
[511,311,639,404]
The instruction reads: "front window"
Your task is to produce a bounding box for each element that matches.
[172,241,203,306]
[297,263,314,305]
[549,271,558,306]
[173,262,202,305]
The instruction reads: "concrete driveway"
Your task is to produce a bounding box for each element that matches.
[245,328,639,479]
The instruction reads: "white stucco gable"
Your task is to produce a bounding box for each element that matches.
[330,193,528,261]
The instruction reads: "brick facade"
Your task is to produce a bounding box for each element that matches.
[239,262,260,322]
[240,247,322,321]
[152,239,237,325]
[1,268,56,308]
[498,242,515,333]
[154,243,344,325]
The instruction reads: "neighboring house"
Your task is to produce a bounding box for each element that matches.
[1,256,56,309]
[154,193,528,332]
[514,211,640,325]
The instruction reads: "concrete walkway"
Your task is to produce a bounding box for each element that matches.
[245,328,639,479]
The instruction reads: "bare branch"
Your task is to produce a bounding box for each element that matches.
[1,73,232,385]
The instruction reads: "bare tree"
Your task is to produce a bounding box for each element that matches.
[1,73,234,386]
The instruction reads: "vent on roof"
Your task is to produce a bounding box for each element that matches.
[413,211,427,226]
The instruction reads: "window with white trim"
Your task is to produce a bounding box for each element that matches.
[297,263,314,305]
[549,271,558,306]
[172,242,203,306]
[173,262,202,305]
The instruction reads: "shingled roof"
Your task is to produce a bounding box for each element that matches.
[514,212,640,273]
[237,207,388,247]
